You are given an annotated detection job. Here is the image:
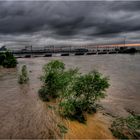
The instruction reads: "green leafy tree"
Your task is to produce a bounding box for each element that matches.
[59,71,109,122]
[39,60,110,122]
[0,53,6,65]
[18,65,29,84]
[39,60,79,101]
[0,51,17,68]
[39,60,65,100]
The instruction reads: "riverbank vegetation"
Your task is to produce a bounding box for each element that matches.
[0,51,17,68]
[39,60,109,122]
[110,112,140,139]
[18,65,29,84]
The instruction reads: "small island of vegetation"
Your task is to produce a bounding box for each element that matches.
[39,60,110,122]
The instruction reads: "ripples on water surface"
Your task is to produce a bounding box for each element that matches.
[0,54,140,138]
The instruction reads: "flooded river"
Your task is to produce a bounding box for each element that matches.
[0,54,140,138]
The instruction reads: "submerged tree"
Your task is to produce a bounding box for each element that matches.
[39,60,79,101]
[59,71,109,122]
[18,65,29,84]
[110,113,140,139]
[39,60,110,122]
[0,51,17,68]
[39,60,65,100]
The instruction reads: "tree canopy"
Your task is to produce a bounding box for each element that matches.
[0,51,17,68]
[39,60,110,122]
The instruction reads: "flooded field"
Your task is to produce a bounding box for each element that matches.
[0,54,140,138]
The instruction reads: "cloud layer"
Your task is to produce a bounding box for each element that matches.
[0,1,140,48]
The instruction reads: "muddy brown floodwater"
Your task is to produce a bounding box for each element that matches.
[0,54,140,139]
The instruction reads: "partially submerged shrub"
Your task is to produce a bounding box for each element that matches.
[40,60,65,98]
[59,97,86,123]
[39,60,109,122]
[0,53,6,65]
[59,71,109,122]
[110,113,140,139]
[57,123,68,134]
[0,51,17,68]
[18,65,29,84]
[38,86,49,101]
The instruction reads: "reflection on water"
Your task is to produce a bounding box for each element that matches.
[0,54,140,138]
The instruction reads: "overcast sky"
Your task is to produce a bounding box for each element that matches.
[0,1,140,48]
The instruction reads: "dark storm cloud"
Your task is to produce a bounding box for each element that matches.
[109,1,140,12]
[0,1,140,45]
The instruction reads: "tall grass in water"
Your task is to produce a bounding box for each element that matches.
[18,65,29,84]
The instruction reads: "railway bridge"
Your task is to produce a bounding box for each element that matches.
[10,45,136,58]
